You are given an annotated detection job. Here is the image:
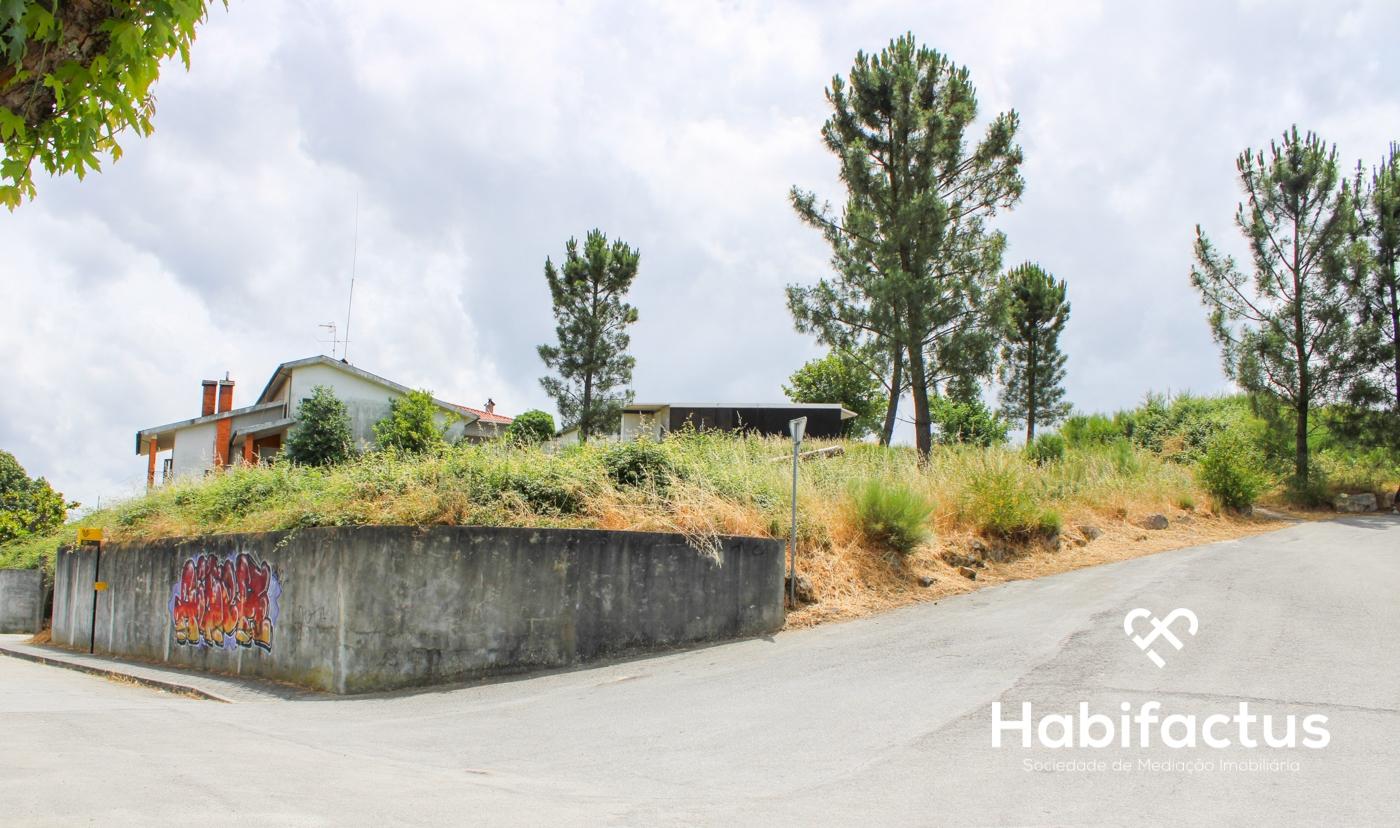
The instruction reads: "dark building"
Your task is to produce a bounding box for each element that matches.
[618,402,855,441]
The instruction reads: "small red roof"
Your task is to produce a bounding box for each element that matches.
[462,405,513,425]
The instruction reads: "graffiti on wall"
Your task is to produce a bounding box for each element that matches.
[168,552,281,651]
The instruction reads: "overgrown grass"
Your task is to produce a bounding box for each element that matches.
[0,430,1223,576]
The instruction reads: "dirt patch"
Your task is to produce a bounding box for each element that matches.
[784,508,1297,629]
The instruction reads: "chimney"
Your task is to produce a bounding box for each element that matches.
[201,381,218,417]
[485,398,495,414]
[217,375,235,413]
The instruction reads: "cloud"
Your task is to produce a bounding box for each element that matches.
[1,0,1396,505]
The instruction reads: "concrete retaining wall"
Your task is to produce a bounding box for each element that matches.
[51,526,783,693]
[0,569,44,634]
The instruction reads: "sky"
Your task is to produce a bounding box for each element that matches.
[1,0,1397,509]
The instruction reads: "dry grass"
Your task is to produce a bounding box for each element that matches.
[783,507,1290,628]
[0,432,1346,633]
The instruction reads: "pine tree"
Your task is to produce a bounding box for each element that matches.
[998,263,1071,442]
[538,230,640,441]
[286,385,355,466]
[1191,127,1367,482]
[787,33,1023,456]
[1354,143,1400,411]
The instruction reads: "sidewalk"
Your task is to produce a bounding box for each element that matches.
[0,634,321,702]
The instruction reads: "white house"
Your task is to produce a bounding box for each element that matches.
[135,355,513,485]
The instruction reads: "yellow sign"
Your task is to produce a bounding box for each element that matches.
[77,527,104,543]
[93,582,109,592]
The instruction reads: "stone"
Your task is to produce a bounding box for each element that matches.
[1078,525,1103,542]
[1134,533,1148,541]
[785,573,817,604]
[1333,493,1378,513]
[1139,514,1169,530]
[1377,489,1396,510]
[958,566,978,580]
[970,538,988,556]
[941,551,985,569]
[918,574,937,588]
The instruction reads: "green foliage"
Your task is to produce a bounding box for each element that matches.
[1061,413,1127,447]
[602,440,674,488]
[285,385,356,467]
[538,229,640,441]
[0,1,222,208]
[1025,432,1065,465]
[930,396,1008,447]
[849,478,932,555]
[1191,126,1369,481]
[1351,142,1400,410]
[0,449,71,545]
[374,390,454,454]
[959,456,1057,539]
[787,32,1023,455]
[998,262,1072,441]
[1197,432,1270,511]
[783,352,886,438]
[504,409,555,446]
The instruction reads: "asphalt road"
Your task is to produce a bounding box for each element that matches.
[2,515,1398,826]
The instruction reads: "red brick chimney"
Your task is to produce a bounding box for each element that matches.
[213,375,235,468]
[485,398,495,414]
[217,377,235,413]
[201,380,217,416]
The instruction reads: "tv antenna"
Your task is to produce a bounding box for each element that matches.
[342,193,360,362]
[317,321,345,358]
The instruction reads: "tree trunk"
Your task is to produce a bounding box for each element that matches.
[1292,218,1308,482]
[1026,335,1038,444]
[1390,281,1399,411]
[907,341,932,457]
[880,347,902,446]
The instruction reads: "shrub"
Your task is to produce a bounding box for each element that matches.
[1061,413,1125,447]
[931,396,1008,447]
[849,479,932,555]
[960,458,1050,538]
[1025,433,1065,465]
[603,440,674,488]
[374,390,455,454]
[1197,433,1269,511]
[504,409,556,445]
[286,385,356,466]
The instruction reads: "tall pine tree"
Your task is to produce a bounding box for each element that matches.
[787,34,1023,456]
[1191,127,1367,482]
[1354,143,1400,411]
[538,230,640,441]
[998,263,1070,442]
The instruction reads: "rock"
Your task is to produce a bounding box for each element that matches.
[1377,489,1397,510]
[785,573,817,605]
[970,538,988,555]
[1333,492,1378,514]
[941,551,985,569]
[1226,504,1254,518]
[1078,525,1103,542]
[958,566,978,580]
[1139,514,1169,530]
[1134,533,1148,541]
[1072,536,1088,547]
[918,574,937,587]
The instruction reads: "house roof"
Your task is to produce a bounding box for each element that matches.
[134,401,285,454]
[461,405,513,425]
[623,402,858,420]
[256,355,481,421]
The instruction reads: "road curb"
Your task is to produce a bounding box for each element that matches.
[0,642,233,703]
